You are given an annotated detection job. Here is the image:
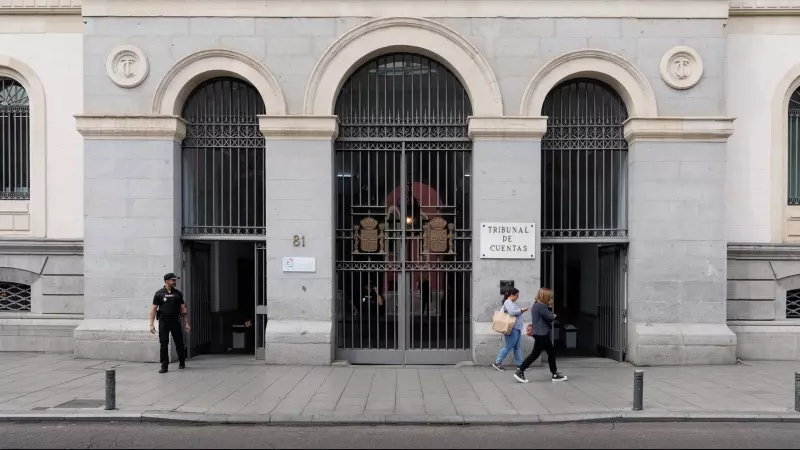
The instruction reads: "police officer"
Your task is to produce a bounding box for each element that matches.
[149,273,190,373]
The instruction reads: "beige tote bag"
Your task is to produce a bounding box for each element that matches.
[491,306,516,336]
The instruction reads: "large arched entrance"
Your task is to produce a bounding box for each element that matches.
[539,78,629,361]
[179,77,267,359]
[334,53,473,364]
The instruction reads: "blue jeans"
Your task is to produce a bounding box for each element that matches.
[495,328,523,366]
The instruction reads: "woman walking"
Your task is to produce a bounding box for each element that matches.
[492,288,527,371]
[514,288,567,383]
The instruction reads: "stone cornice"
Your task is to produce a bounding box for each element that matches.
[623,117,735,144]
[75,115,187,142]
[468,117,548,140]
[258,116,338,140]
[80,0,731,18]
[0,238,83,255]
[728,243,800,261]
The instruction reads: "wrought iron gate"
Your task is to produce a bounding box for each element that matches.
[334,53,473,364]
[254,242,267,359]
[541,79,629,242]
[181,77,266,238]
[185,242,212,357]
[598,244,626,361]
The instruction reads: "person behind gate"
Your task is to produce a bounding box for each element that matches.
[492,288,527,372]
[149,273,190,374]
[514,288,567,383]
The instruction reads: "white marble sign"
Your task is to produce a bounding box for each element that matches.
[480,223,536,259]
[282,257,316,273]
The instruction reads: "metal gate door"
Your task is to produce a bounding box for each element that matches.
[254,242,267,360]
[185,242,212,357]
[334,53,473,365]
[598,244,627,361]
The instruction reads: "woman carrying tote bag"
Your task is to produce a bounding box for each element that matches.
[491,288,527,371]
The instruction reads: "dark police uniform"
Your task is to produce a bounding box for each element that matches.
[153,286,186,368]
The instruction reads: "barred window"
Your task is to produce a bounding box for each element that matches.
[788,88,800,205]
[0,281,31,312]
[0,77,30,200]
[788,288,800,319]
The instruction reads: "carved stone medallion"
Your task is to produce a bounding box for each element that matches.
[106,45,149,88]
[660,46,703,90]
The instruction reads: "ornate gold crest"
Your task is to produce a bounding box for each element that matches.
[423,216,455,254]
[353,216,386,254]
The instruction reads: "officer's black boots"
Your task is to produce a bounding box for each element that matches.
[159,365,168,374]
[179,362,186,370]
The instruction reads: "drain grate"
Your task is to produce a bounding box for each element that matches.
[53,399,104,409]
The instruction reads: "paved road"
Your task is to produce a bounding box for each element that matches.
[1,422,799,449]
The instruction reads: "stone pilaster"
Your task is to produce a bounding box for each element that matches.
[74,115,186,362]
[258,116,338,365]
[624,117,737,366]
[468,117,547,365]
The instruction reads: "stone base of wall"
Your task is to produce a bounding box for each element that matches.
[264,320,332,365]
[728,321,800,361]
[0,239,84,353]
[627,323,737,366]
[727,244,800,361]
[473,322,541,367]
[73,319,170,363]
[0,315,82,353]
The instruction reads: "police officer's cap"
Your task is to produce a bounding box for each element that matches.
[164,273,179,281]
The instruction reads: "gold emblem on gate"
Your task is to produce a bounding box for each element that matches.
[353,216,386,254]
[423,216,455,254]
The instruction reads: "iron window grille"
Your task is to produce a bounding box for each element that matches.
[788,288,800,318]
[0,77,30,200]
[789,88,800,205]
[0,281,31,312]
[181,77,266,238]
[541,79,629,240]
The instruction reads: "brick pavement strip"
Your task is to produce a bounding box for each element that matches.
[0,353,798,425]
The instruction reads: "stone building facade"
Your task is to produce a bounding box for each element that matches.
[0,0,798,365]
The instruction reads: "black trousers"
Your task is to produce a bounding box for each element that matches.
[158,316,186,366]
[519,334,558,374]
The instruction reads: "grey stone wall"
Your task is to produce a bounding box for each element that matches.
[440,18,726,116]
[627,140,735,365]
[0,240,84,353]
[472,139,541,365]
[263,139,334,365]
[75,139,181,361]
[84,17,725,117]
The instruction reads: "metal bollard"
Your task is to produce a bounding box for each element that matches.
[105,369,116,411]
[795,372,799,413]
[633,370,644,411]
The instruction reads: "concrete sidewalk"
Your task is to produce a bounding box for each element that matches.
[0,353,798,424]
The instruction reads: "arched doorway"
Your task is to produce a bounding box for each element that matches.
[539,79,629,361]
[334,53,473,364]
[180,77,267,359]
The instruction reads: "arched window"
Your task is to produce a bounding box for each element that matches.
[0,77,30,200]
[788,88,800,205]
[541,78,629,240]
[788,288,800,319]
[180,77,266,237]
[0,281,31,312]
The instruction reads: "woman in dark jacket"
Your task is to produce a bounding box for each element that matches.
[514,288,567,383]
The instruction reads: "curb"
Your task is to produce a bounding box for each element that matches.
[0,410,798,425]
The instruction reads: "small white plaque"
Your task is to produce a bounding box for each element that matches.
[282,257,316,273]
[480,222,536,259]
